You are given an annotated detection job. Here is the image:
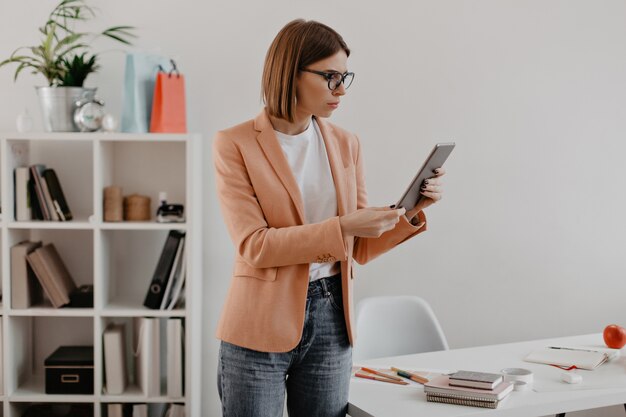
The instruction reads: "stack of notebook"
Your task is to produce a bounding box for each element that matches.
[424,370,513,409]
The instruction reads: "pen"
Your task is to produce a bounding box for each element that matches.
[390,367,429,384]
[355,372,409,385]
[548,347,602,353]
[360,367,404,382]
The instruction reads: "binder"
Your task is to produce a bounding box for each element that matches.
[161,238,185,309]
[144,230,185,309]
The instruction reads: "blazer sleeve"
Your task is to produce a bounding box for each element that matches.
[213,132,347,269]
[351,134,428,265]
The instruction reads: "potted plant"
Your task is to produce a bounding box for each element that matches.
[0,0,135,131]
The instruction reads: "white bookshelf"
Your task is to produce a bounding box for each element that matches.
[0,132,202,417]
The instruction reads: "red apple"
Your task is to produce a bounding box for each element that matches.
[603,324,626,349]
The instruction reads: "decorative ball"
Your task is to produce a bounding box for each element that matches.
[102,113,119,132]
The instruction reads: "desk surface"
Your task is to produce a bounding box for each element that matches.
[348,334,626,417]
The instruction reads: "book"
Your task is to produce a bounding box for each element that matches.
[524,346,619,370]
[11,240,43,308]
[103,323,128,395]
[42,168,73,221]
[160,237,185,309]
[448,370,504,390]
[144,230,185,309]
[424,375,513,401]
[167,318,184,398]
[134,317,160,397]
[166,404,185,417]
[132,404,147,417]
[108,403,133,417]
[27,177,43,220]
[426,393,499,408]
[26,243,77,308]
[38,168,59,221]
[30,164,51,220]
[14,167,31,221]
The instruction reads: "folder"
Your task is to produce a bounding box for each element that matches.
[524,346,620,370]
[134,317,160,396]
[167,318,184,398]
[103,323,128,395]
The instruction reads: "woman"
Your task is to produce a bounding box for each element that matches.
[213,19,445,417]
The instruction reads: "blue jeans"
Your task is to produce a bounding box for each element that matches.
[218,275,352,417]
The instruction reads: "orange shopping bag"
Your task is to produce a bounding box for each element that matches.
[150,61,187,133]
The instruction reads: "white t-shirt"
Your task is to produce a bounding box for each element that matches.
[274,118,341,281]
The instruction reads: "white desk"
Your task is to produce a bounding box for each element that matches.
[348,334,626,417]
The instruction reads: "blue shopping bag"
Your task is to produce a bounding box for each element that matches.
[121,52,171,133]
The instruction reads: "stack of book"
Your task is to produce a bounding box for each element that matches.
[424,370,513,409]
[14,165,72,221]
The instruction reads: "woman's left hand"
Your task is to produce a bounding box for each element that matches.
[405,167,446,220]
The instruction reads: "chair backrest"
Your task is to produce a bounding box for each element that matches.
[353,295,449,363]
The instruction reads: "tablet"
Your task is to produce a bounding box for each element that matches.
[395,142,455,211]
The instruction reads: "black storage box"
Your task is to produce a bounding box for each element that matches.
[21,403,93,417]
[44,346,94,394]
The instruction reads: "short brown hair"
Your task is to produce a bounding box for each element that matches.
[262,19,350,123]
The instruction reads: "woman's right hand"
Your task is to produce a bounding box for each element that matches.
[339,207,406,238]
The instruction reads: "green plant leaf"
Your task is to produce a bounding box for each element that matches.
[53,32,84,55]
[2,0,137,85]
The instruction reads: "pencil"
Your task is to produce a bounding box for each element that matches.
[355,372,409,385]
[360,367,404,382]
[391,367,429,384]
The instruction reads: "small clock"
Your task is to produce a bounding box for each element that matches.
[73,97,105,132]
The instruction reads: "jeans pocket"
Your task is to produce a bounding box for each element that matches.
[328,292,344,313]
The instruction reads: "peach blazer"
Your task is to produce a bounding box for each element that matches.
[212,109,427,352]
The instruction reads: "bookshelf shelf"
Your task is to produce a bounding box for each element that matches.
[102,302,186,318]
[0,132,202,417]
[8,308,95,317]
[11,375,94,403]
[7,220,94,230]
[99,221,187,231]
[101,384,186,403]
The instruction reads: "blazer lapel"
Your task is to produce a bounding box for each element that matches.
[316,117,348,217]
[255,110,306,223]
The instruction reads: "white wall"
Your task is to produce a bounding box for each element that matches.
[2,1,626,416]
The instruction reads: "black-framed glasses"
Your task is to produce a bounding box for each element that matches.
[300,69,355,90]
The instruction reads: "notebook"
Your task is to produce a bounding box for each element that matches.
[424,375,513,401]
[426,393,498,409]
[448,370,503,390]
[524,346,620,370]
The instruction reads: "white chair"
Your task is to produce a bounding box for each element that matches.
[353,295,449,362]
